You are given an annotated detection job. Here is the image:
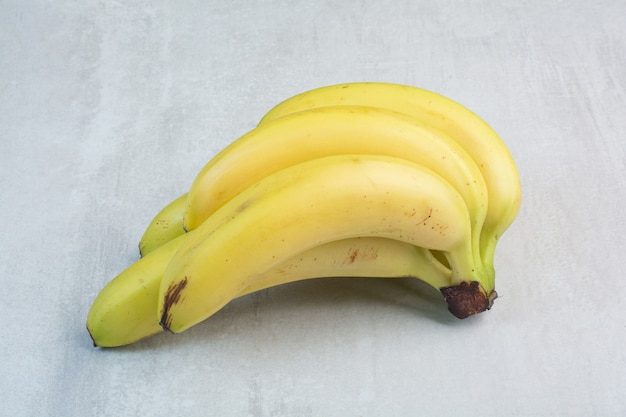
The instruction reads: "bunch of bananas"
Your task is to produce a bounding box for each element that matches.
[87,82,521,348]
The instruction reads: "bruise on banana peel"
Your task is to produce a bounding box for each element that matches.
[160,277,188,330]
[440,281,497,319]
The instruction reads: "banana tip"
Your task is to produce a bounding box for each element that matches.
[440,281,496,319]
[86,325,99,347]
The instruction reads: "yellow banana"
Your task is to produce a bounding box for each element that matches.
[183,105,488,282]
[259,82,522,276]
[87,234,188,347]
[88,83,521,347]
[160,154,488,334]
[239,237,451,297]
[138,193,187,257]
[87,235,449,347]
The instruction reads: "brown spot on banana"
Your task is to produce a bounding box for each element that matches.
[343,246,380,264]
[347,248,359,263]
[159,277,188,331]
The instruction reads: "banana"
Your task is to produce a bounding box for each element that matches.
[259,82,522,276]
[87,235,450,347]
[87,234,189,347]
[138,193,187,257]
[160,154,489,334]
[182,105,489,282]
[239,237,451,297]
[88,83,521,347]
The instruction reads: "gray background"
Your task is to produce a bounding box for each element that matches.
[1,1,625,416]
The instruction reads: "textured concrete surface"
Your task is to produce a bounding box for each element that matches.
[1,1,625,416]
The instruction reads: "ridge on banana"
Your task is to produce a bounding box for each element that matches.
[87,82,521,347]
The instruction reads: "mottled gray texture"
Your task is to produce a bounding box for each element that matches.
[1,1,625,416]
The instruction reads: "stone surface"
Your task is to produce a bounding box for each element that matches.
[1,1,625,416]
